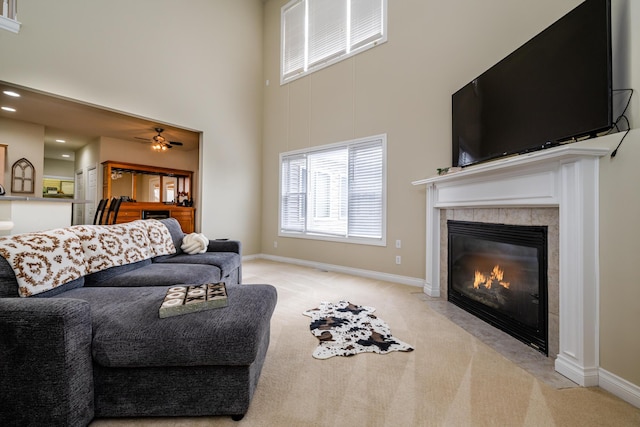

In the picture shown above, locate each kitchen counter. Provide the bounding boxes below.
[0,197,92,235]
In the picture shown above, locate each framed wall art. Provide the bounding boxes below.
[11,157,35,194]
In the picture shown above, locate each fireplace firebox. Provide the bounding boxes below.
[448,220,548,355]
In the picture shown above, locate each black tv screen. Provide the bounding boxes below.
[452,0,612,168]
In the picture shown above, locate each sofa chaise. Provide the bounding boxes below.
[0,218,277,426]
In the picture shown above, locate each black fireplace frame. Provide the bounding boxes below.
[447,220,548,355]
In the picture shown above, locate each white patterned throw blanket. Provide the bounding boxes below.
[69,219,175,273]
[303,301,414,359]
[0,228,88,297]
[0,219,175,297]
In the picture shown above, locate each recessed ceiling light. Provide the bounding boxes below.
[61,154,71,158]
[56,139,66,143]
[1,106,16,112]
[2,90,20,97]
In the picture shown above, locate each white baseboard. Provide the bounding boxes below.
[245,253,425,288]
[423,281,440,297]
[554,355,600,387]
[599,368,640,409]
[242,254,262,262]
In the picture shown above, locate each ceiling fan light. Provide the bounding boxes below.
[150,128,172,152]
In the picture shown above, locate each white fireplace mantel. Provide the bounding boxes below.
[413,143,610,387]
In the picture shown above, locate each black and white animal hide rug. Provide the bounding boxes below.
[303,300,414,359]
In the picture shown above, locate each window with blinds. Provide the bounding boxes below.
[281,0,387,84]
[280,134,386,245]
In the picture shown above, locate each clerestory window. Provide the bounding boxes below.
[279,134,386,246]
[281,0,387,84]
[0,0,20,33]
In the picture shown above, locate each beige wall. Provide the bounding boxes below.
[263,0,640,389]
[43,158,74,178]
[599,0,640,387]
[99,137,198,172]
[599,129,640,386]
[0,117,44,194]
[0,0,264,251]
[262,0,584,278]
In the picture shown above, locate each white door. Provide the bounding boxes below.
[73,169,84,225]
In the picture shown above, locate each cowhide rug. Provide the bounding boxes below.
[303,301,414,359]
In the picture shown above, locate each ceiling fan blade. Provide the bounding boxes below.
[134,136,151,141]
[169,141,183,146]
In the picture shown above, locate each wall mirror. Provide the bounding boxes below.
[102,161,192,205]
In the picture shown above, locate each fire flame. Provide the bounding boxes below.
[473,265,510,290]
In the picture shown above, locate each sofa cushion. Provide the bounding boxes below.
[0,228,88,297]
[62,284,278,367]
[0,256,21,298]
[153,252,240,280]
[83,262,221,288]
[0,257,85,298]
[158,218,185,256]
[84,259,152,287]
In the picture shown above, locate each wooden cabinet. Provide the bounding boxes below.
[114,206,142,223]
[115,202,195,233]
[102,161,196,233]
[169,208,195,234]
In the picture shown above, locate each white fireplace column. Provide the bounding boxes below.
[413,143,610,387]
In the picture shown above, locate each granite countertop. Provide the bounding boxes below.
[0,196,92,203]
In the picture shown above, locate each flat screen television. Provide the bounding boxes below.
[452,0,612,168]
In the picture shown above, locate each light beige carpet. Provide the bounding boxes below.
[91,259,640,427]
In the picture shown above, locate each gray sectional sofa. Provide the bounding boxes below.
[0,218,277,426]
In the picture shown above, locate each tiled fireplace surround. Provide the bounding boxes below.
[414,144,609,387]
[439,207,560,359]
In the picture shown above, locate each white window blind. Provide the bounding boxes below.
[281,0,387,84]
[348,140,383,238]
[308,0,347,67]
[280,134,386,245]
[350,0,383,50]
[281,154,307,233]
[282,0,306,80]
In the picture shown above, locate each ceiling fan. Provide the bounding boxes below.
[135,127,184,151]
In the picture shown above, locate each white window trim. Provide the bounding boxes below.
[280,0,388,85]
[278,134,387,247]
[0,15,20,33]
[1,0,20,33]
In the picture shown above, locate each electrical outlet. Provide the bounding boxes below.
[395,255,401,265]
[395,239,401,249]
[273,241,278,248]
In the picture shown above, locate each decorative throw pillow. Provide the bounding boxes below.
[143,219,177,257]
[69,221,152,274]
[0,228,88,297]
[181,233,209,254]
